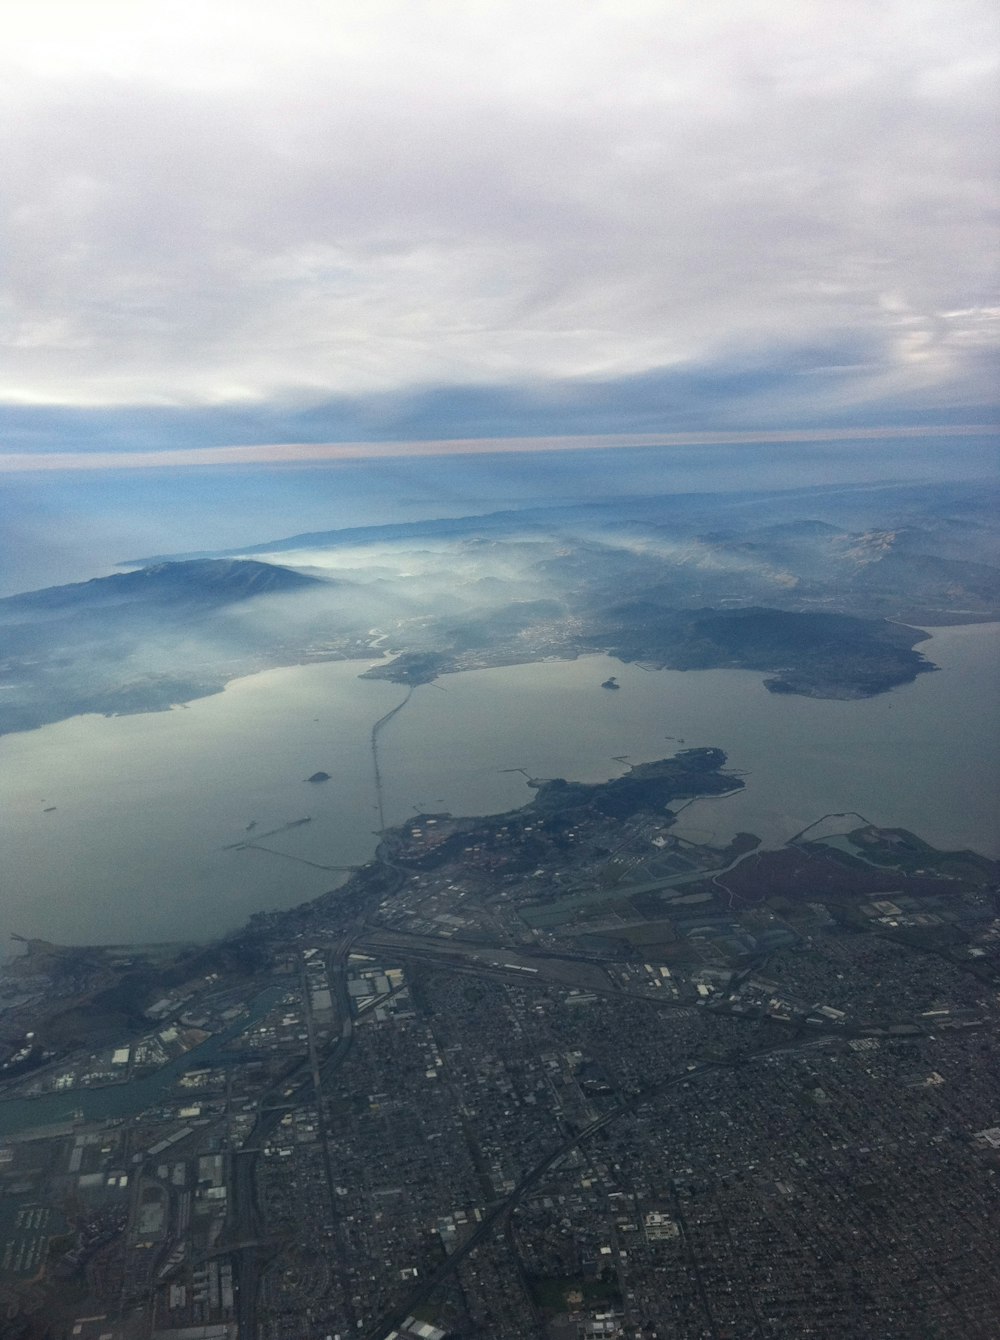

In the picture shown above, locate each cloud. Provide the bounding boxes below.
[1,1,997,413]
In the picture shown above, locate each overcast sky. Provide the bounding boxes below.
[2,0,998,442]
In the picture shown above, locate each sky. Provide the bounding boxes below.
[1,0,998,594]
[1,0,997,451]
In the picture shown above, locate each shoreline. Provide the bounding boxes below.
[3,625,998,950]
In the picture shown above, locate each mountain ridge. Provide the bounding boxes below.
[120,478,1000,567]
[0,559,323,617]
[2,480,997,735]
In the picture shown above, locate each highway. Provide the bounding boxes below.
[370,687,413,832]
[365,1029,845,1339]
[227,931,359,1340]
[363,1059,726,1340]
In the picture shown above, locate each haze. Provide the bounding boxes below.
[3,7,1000,1339]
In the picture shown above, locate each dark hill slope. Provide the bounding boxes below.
[0,560,329,734]
[0,559,321,619]
[587,606,933,699]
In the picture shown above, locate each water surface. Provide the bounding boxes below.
[1,623,997,948]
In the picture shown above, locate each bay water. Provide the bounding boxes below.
[1,623,997,948]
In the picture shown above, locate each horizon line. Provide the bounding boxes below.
[0,423,996,472]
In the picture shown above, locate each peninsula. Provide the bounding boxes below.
[2,751,999,1338]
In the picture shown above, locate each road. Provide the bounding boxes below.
[227,931,359,1340]
[370,687,413,832]
[363,1058,725,1339]
[365,1030,843,1339]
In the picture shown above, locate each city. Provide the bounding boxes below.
[2,752,999,1338]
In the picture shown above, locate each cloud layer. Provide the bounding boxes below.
[2,0,998,414]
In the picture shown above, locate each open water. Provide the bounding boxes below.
[1,623,997,948]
